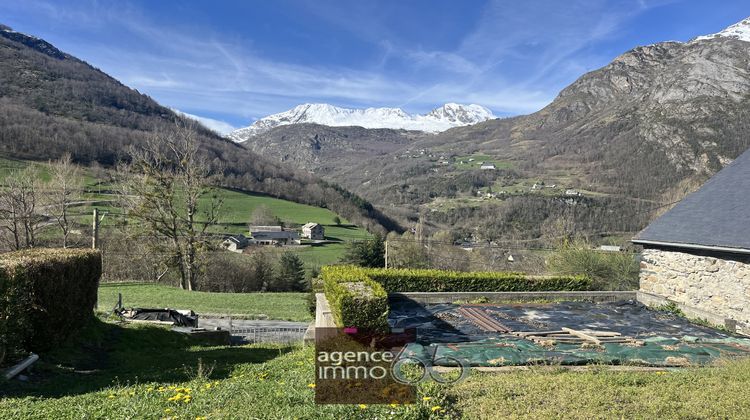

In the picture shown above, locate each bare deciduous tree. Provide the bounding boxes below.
[0,166,42,250]
[118,122,223,291]
[249,204,280,227]
[48,153,83,248]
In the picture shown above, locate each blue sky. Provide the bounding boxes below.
[1,0,748,132]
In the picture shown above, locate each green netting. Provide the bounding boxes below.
[401,336,750,367]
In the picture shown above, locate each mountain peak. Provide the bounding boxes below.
[228,103,495,141]
[692,16,750,43]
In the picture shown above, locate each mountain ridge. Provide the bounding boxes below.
[228,102,494,141]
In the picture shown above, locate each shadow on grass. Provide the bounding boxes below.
[2,317,294,398]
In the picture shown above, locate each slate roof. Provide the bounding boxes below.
[633,147,750,254]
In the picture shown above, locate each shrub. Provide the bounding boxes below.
[341,235,385,268]
[321,266,388,332]
[0,248,101,364]
[365,268,591,293]
[546,240,639,290]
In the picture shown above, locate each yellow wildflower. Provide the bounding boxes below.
[107,394,116,399]
[307,383,316,388]
[147,387,155,392]
[358,404,367,409]
[196,417,207,420]
[390,403,399,408]
[164,408,173,413]
[431,406,442,412]
[422,396,431,401]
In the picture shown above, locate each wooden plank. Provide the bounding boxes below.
[513,330,565,337]
[562,327,601,345]
[581,330,622,337]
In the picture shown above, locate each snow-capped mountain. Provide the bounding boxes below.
[228,103,494,141]
[692,16,750,43]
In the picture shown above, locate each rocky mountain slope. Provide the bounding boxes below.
[239,123,423,175]
[0,25,400,233]
[228,102,494,140]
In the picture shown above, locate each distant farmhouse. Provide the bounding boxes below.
[301,222,325,240]
[480,163,496,170]
[222,234,248,253]
[248,225,300,246]
[633,148,750,335]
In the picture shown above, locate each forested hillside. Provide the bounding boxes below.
[0,26,400,233]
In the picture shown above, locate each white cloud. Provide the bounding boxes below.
[171,109,237,136]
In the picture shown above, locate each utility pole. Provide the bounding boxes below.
[384,240,389,269]
[92,208,99,249]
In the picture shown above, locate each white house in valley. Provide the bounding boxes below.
[301,222,325,240]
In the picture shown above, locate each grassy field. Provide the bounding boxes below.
[98,283,311,321]
[0,319,451,419]
[453,154,513,171]
[3,317,750,419]
[450,360,750,418]
[199,188,371,242]
[1,155,371,268]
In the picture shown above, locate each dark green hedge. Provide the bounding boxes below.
[0,248,101,364]
[365,268,591,293]
[321,266,388,332]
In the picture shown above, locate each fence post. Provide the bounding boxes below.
[385,240,389,268]
[92,208,99,249]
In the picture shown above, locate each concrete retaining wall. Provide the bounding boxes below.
[389,291,637,305]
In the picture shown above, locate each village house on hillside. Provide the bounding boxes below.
[633,148,750,335]
[301,222,325,240]
[248,225,300,246]
[480,163,496,170]
[221,234,248,253]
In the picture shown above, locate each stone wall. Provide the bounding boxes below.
[640,248,750,334]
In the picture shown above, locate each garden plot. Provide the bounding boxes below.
[389,300,750,367]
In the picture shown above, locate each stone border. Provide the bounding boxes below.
[389,291,637,304]
[432,365,672,373]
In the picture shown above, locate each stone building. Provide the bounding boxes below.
[248,226,300,246]
[301,222,325,240]
[633,148,750,335]
[222,234,248,253]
